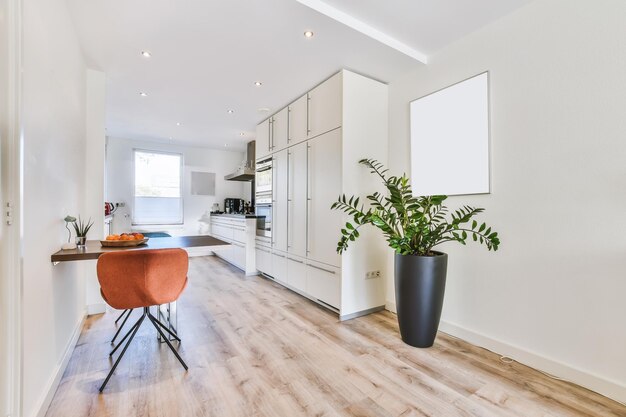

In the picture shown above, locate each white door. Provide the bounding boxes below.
[308,72,342,139]
[272,150,288,252]
[256,118,271,161]
[271,107,289,152]
[307,129,342,267]
[287,142,307,258]
[289,94,308,145]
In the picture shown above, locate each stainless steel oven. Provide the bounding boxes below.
[255,157,273,237]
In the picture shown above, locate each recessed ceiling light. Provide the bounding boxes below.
[141,51,152,58]
[239,132,245,136]
[227,109,234,114]
[254,81,262,87]
[257,107,270,113]
[139,92,148,97]
[304,31,314,38]
[176,122,181,126]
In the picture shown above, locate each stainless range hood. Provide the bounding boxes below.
[224,141,256,181]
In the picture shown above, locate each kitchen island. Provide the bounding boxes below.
[209,214,261,275]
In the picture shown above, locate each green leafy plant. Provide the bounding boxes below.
[331,159,500,256]
[71,215,94,238]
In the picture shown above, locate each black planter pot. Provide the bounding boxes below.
[394,251,448,348]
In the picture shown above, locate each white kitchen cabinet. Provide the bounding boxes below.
[256,119,271,161]
[273,150,288,252]
[287,142,307,258]
[306,261,341,309]
[271,107,289,152]
[287,255,307,293]
[308,72,342,139]
[271,251,288,284]
[289,94,308,145]
[210,216,257,275]
[255,244,272,276]
[307,129,342,268]
[255,69,388,320]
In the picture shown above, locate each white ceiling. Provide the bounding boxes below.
[67,0,531,151]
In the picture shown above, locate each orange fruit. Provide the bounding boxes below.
[134,233,144,240]
[121,234,133,241]
[106,234,120,241]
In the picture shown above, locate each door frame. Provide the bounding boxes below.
[1,0,23,415]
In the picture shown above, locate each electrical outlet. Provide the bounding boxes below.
[365,270,381,279]
[116,202,126,207]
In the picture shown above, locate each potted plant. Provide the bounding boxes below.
[331,159,500,348]
[71,215,94,247]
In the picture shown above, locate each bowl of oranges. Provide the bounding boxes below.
[101,232,148,247]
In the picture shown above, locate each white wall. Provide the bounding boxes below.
[21,0,87,415]
[106,137,250,236]
[386,0,626,402]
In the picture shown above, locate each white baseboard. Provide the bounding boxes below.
[438,320,626,404]
[86,302,106,315]
[383,301,625,404]
[33,312,86,417]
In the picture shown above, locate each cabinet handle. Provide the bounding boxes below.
[232,242,245,248]
[269,118,273,151]
[306,94,311,135]
[256,247,270,254]
[273,253,286,258]
[306,143,310,255]
[287,107,291,143]
[308,264,336,275]
[287,257,303,264]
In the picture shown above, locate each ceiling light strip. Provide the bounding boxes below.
[295,0,428,64]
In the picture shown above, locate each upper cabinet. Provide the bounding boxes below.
[271,107,289,152]
[289,94,308,145]
[307,72,342,139]
[256,119,271,161]
[256,72,343,159]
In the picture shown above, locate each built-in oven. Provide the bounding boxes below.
[255,157,273,237]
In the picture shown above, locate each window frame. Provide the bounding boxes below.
[131,148,185,226]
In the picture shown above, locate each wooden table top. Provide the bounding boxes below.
[51,235,230,263]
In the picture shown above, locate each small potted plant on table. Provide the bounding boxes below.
[72,216,94,248]
[331,159,500,348]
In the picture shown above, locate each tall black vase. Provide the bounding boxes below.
[394,252,448,348]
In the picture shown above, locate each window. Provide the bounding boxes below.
[133,150,183,225]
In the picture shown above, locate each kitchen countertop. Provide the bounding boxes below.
[210,213,265,219]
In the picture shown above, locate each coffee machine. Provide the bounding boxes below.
[224,198,245,214]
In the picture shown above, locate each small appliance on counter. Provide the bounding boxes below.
[104,202,116,216]
[224,198,245,214]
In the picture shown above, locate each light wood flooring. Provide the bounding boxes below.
[46,256,625,417]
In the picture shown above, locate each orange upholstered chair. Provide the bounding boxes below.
[96,248,189,392]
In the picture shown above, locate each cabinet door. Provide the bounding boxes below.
[308,73,342,139]
[272,150,288,252]
[306,262,340,309]
[272,251,287,284]
[307,129,342,267]
[255,246,272,275]
[272,107,289,152]
[287,256,307,293]
[289,94,308,145]
[287,142,307,258]
[256,118,271,161]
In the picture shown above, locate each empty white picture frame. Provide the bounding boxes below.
[410,72,490,196]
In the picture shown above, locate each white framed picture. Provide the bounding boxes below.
[410,72,490,196]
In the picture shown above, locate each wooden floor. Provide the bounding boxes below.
[46,256,625,417]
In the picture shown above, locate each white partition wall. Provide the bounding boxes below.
[410,72,490,196]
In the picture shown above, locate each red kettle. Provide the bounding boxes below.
[104,202,115,216]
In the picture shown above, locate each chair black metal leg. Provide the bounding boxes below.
[111,309,133,344]
[99,311,146,393]
[114,309,130,324]
[148,313,181,342]
[109,315,142,356]
[148,314,188,370]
